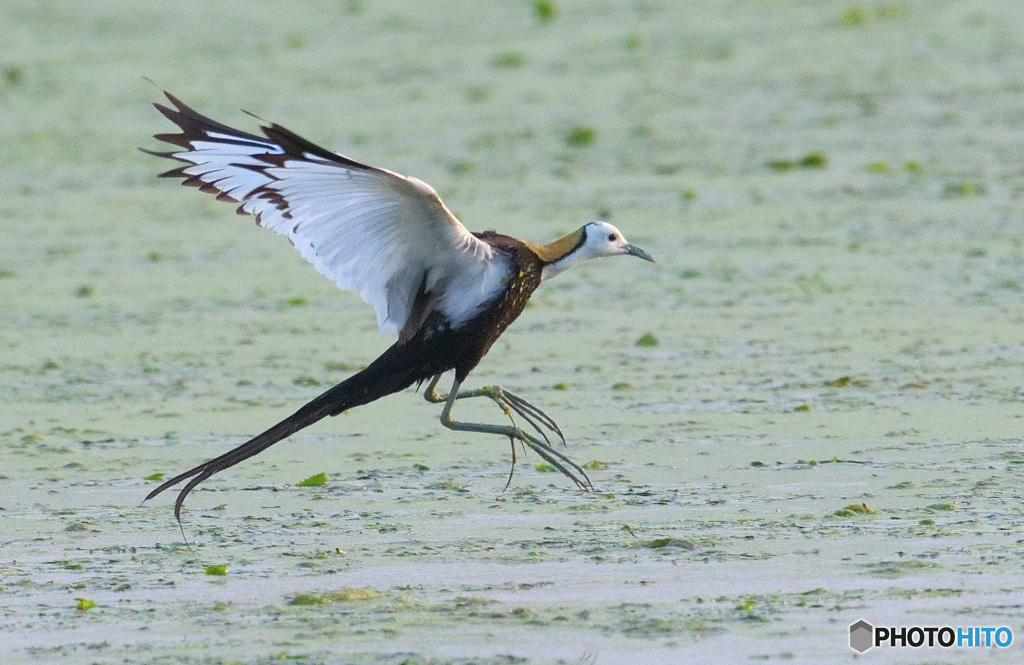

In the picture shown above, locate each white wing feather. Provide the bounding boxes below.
[150,93,507,337]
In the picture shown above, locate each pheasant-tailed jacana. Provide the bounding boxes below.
[143,92,655,521]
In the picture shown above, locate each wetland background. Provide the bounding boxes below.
[3,1,1024,663]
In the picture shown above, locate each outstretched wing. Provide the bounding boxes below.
[147,92,506,339]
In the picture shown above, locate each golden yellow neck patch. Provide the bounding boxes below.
[523,228,585,264]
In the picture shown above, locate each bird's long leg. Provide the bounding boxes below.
[423,374,565,445]
[425,373,520,489]
[438,377,592,491]
[422,374,448,403]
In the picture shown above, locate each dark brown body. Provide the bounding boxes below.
[454,232,543,378]
[346,232,542,401]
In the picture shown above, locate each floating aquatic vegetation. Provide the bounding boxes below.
[564,126,597,148]
[297,472,327,487]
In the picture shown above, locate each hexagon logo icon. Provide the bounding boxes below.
[850,620,874,653]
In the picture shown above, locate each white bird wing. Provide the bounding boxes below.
[147,92,505,339]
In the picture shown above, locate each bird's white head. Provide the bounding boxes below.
[579,221,655,261]
[536,220,655,282]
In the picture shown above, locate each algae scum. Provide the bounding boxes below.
[4,1,1024,663]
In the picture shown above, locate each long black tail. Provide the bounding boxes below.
[145,346,424,522]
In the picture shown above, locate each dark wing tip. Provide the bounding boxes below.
[150,91,268,149]
[148,91,380,176]
[160,89,188,111]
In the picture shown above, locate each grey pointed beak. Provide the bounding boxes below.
[625,243,656,263]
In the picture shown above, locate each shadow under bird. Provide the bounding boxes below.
[143,92,655,522]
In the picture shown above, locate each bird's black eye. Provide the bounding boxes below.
[608,233,618,242]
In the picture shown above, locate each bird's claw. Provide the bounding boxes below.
[436,378,589,491]
[486,387,565,447]
[511,426,592,491]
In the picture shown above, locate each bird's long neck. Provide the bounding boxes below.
[522,228,587,282]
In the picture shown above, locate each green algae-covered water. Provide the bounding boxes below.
[3,2,1024,663]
